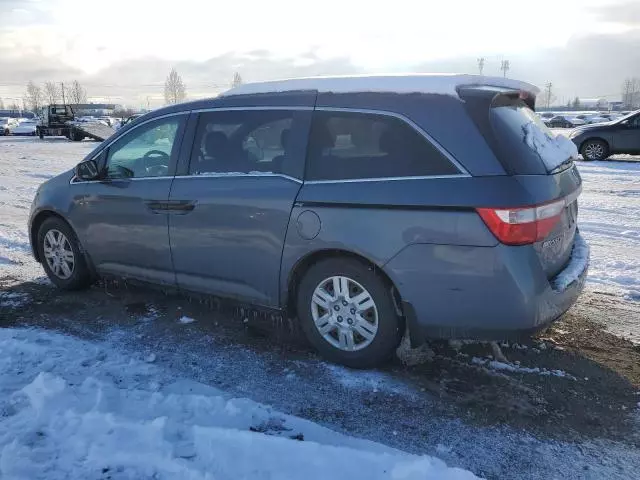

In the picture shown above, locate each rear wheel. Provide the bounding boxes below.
[37,217,93,290]
[580,139,609,161]
[296,258,402,368]
[71,129,84,142]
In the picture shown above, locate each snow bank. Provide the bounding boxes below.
[523,121,579,171]
[223,74,539,99]
[551,232,590,291]
[0,328,477,479]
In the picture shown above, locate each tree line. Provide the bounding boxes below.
[0,80,88,113]
[163,69,243,105]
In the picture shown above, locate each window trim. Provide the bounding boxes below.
[185,108,308,179]
[72,111,188,184]
[305,107,470,184]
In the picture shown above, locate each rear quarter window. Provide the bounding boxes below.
[306,111,460,181]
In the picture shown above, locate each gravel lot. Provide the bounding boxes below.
[1,136,640,479]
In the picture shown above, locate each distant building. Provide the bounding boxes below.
[577,98,609,110]
[68,103,121,115]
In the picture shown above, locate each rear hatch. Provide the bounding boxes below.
[459,87,582,279]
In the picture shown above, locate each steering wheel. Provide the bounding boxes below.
[142,150,170,176]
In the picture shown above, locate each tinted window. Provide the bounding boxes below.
[105,116,184,179]
[305,111,458,181]
[627,115,640,128]
[189,110,297,176]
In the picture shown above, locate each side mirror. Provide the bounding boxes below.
[76,159,100,180]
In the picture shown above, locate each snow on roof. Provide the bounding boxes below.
[221,74,540,99]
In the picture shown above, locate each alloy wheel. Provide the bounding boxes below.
[310,275,379,352]
[583,142,605,160]
[43,229,75,279]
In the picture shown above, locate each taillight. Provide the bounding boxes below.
[477,198,565,245]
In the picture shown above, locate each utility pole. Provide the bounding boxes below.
[477,57,485,75]
[544,82,553,108]
[500,60,510,78]
[61,82,66,104]
[146,96,150,110]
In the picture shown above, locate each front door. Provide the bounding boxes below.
[617,114,640,153]
[74,114,187,285]
[168,108,311,306]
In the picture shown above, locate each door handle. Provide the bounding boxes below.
[165,200,196,213]
[145,200,196,214]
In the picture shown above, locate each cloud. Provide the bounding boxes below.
[412,29,640,103]
[593,0,640,25]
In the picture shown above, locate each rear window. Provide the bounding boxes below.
[306,111,459,181]
[460,88,576,175]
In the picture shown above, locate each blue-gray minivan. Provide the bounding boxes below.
[29,75,589,367]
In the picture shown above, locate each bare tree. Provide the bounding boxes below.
[43,81,61,105]
[164,68,187,105]
[572,97,580,110]
[232,72,243,87]
[8,102,20,111]
[621,77,640,109]
[477,57,485,75]
[25,81,44,112]
[66,80,88,105]
[0,98,4,110]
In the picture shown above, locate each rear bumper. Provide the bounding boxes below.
[385,233,589,343]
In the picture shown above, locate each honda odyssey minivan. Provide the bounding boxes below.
[29,74,589,368]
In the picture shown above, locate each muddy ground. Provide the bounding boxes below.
[2,274,639,455]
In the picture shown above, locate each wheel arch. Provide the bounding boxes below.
[284,248,402,317]
[30,210,76,263]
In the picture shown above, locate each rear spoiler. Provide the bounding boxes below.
[458,85,537,110]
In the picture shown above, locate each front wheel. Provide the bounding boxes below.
[37,217,93,290]
[296,258,403,368]
[580,139,609,161]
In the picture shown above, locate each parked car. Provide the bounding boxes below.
[10,120,38,135]
[575,114,607,125]
[547,115,586,128]
[570,109,640,160]
[29,74,588,368]
[0,117,19,135]
[538,112,555,123]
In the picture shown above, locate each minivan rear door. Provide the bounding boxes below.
[460,88,582,278]
[168,107,313,307]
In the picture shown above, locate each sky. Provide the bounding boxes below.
[0,0,639,109]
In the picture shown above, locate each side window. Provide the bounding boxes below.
[105,116,184,179]
[628,115,640,128]
[189,110,295,176]
[306,111,460,181]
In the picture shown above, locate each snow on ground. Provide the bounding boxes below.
[577,160,640,302]
[0,327,476,479]
[0,138,95,271]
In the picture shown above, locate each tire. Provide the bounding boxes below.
[39,130,44,139]
[71,129,84,142]
[296,258,403,368]
[3,129,8,136]
[37,217,93,290]
[580,139,609,161]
